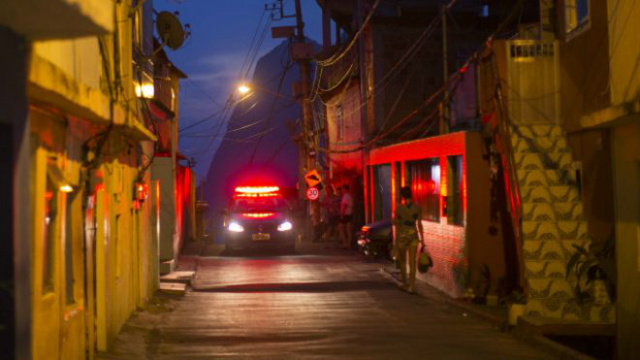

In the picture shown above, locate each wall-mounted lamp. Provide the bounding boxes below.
[47,165,74,193]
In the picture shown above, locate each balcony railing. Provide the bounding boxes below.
[154,75,175,113]
[499,39,560,125]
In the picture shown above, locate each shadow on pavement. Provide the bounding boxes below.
[193,280,393,293]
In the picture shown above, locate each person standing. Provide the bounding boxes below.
[320,185,340,242]
[338,185,354,249]
[393,186,425,294]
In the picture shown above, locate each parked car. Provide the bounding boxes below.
[357,219,392,260]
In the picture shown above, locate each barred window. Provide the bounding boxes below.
[407,159,440,222]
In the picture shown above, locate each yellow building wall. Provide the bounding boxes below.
[94,137,156,351]
[30,109,88,360]
[28,1,158,358]
[612,123,640,359]
[33,37,101,90]
[608,0,640,106]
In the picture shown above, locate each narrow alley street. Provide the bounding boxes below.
[99,247,554,359]
[3,0,637,359]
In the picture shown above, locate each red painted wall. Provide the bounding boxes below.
[367,132,505,298]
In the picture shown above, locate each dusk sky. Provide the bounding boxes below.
[154,0,324,179]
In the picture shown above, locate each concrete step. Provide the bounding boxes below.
[521,186,580,204]
[160,270,195,285]
[512,136,571,154]
[517,169,577,187]
[522,221,589,241]
[522,203,584,221]
[160,259,175,275]
[526,290,616,322]
[158,282,187,296]
[516,316,616,337]
[523,239,591,261]
[515,153,573,170]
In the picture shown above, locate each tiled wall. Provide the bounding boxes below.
[420,220,467,298]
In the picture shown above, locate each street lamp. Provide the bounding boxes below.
[237,84,251,95]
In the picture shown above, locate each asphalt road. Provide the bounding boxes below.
[100,248,555,359]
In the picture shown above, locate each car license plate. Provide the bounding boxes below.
[252,233,270,241]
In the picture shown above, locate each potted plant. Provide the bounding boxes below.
[565,235,615,305]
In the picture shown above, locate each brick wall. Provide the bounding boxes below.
[420,220,467,298]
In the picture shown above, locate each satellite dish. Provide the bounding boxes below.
[156,11,186,50]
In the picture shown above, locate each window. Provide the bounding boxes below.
[64,192,76,304]
[565,0,590,35]
[480,4,490,18]
[373,164,392,221]
[448,156,464,226]
[336,105,344,140]
[407,159,440,222]
[43,177,57,294]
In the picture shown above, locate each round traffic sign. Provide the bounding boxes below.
[306,187,320,201]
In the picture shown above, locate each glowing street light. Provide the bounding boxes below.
[237,84,251,95]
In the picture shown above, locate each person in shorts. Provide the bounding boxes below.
[393,186,425,294]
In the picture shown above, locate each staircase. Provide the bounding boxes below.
[511,124,615,322]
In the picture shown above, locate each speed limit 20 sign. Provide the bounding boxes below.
[306,187,320,201]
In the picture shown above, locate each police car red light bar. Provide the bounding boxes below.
[234,192,279,198]
[242,212,276,218]
[235,186,280,194]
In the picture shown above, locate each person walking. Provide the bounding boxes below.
[338,185,354,249]
[393,186,425,294]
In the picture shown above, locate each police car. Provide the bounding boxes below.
[222,186,296,252]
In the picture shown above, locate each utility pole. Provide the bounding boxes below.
[357,0,369,223]
[440,1,450,135]
[267,0,315,239]
[292,0,316,239]
[294,0,313,179]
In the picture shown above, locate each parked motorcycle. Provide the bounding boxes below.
[357,220,392,261]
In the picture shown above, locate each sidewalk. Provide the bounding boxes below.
[380,264,598,360]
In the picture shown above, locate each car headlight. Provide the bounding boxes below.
[228,222,244,232]
[277,221,293,232]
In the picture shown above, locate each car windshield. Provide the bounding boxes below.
[232,196,288,212]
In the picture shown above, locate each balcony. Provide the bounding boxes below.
[494,39,560,125]
[154,74,176,114]
[0,0,113,39]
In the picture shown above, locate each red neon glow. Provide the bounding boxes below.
[136,182,149,201]
[235,186,280,194]
[242,212,276,219]
[426,179,436,194]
